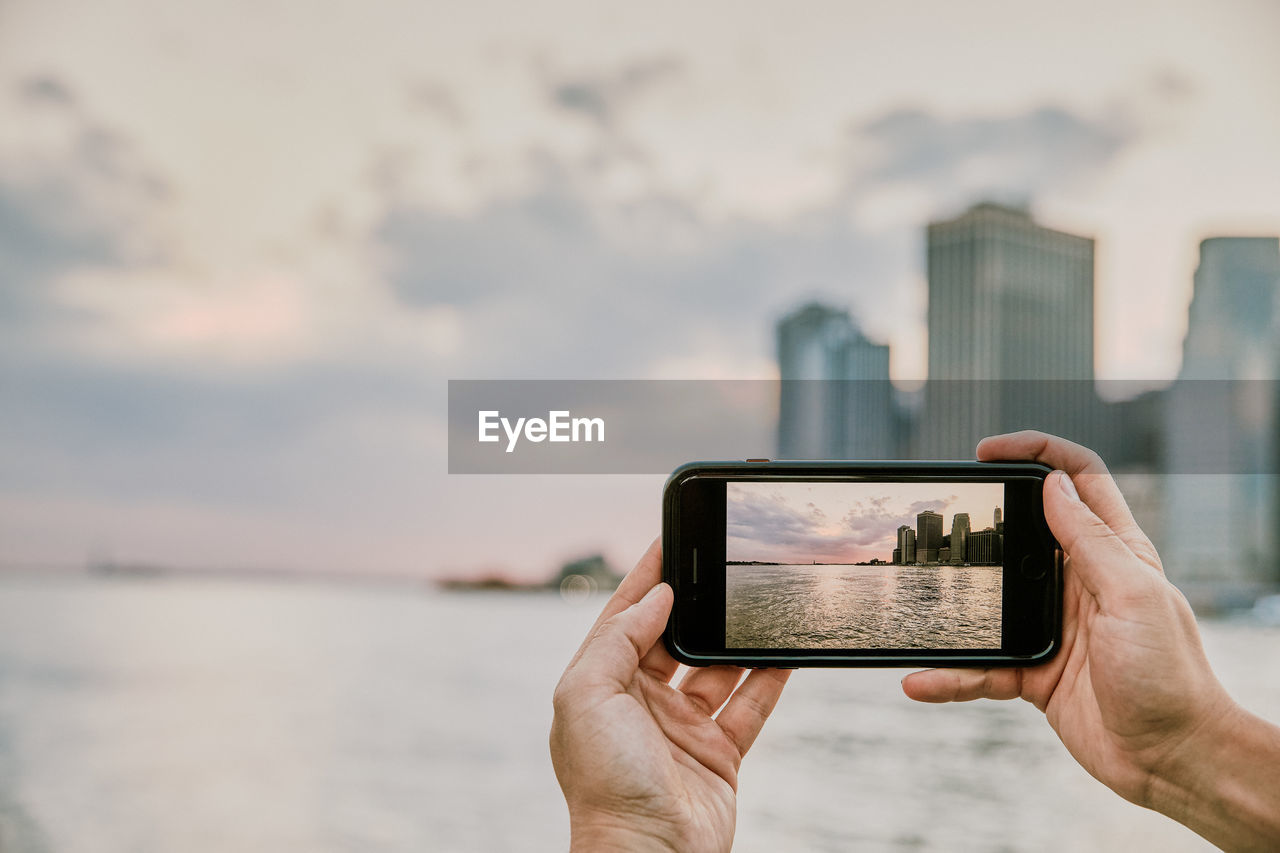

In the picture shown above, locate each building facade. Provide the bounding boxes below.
[950,512,970,564]
[916,203,1097,457]
[967,528,1003,565]
[896,525,917,565]
[916,510,943,564]
[1163,237,1280,602]
[776,303,896,459]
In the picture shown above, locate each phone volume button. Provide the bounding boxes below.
[745,458,770,463]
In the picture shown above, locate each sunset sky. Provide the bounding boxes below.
[1,0,1278,579]
[727,481,1003,564]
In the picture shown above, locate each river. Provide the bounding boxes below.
[728,563,1002,649]
[0,575,1276,852]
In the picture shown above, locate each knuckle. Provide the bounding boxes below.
[551,675,577,714]
[980,669,996,695]
[1082,513,1112,536]
[598,609,626,634]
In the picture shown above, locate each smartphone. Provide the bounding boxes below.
[662,460,1061,668]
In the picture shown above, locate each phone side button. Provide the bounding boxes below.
[745,458,771,463]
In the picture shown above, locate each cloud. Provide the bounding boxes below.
[374,180,904,377]
[18,74,77,108]
[0,76,170,343]
[375,180,599,308]
[371,88,1154,380]
[726,485,979,563]
[727,488,896,556]
[549,56,685,128]
[0,179,123,303]
[727,488,858,558]
[843,103,1137,223]
[906,498,951,517]
[408,80,465,125]
[371,147,905,378]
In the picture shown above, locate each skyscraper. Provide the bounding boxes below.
[916,510,942,564]
[967,528,1003,565]
[776,303,895,459]
[994,507,1002,530]
[1164,237,1280,600]
[896,524,916,564]
[917,202,1097,456]
[950,512,970,564]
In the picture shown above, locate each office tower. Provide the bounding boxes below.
[896,525,916,564]
[993,507,1002,529]
[1178,239,1280,379]
[917,202,1097,456]
[916,510,942,563]
[892,547,901,565]
[967,528,1003,565]
[776,302,895,459]
[777,304,850,460]
[838,327,896,459]
[1164,237,1280,601]
[950,512,970,564]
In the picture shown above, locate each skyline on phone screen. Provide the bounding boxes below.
[726,481,1003,565]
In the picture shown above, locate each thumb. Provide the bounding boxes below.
[574,583,674,686]
[1043,469,1145,600]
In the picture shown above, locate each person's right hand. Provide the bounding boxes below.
[902,431,1280,850]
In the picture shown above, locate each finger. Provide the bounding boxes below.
[598,536,664,625]
[716,668,791,756]
[901,667,1021,703]
[1043,469,1153,600]
[637,640,681,684]
[570,582,674,691]
[976,431,1155,559]
[570,537,663,668]
[677,665,745,716]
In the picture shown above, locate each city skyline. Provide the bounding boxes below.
[727,481,1002,565]
[775,202,1115,462]
[774,221,1280,600]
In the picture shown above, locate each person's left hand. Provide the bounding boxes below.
[550,538,790,853]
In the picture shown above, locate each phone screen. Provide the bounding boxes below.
[724,480,1006,650]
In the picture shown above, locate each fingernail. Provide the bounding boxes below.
[1057,470,1079,502]
[639,583,665,604]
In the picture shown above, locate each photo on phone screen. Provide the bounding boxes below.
[724,481,1006,650]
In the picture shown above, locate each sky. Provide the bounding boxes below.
[727,481,1003,564]
[1,0,1279,579]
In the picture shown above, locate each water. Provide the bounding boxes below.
[727,564,1002,649]
[0,575,1277,852]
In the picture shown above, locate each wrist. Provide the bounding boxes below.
[1143,694,1240,807]
[568,812,677,853]
[1145,701,1280,850]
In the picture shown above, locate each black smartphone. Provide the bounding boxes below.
[662,460,1062,668]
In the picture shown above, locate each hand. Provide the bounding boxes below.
[550,539,790,853]
[902,431,1280,850]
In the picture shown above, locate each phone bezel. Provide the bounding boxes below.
[662,460,1062,668]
